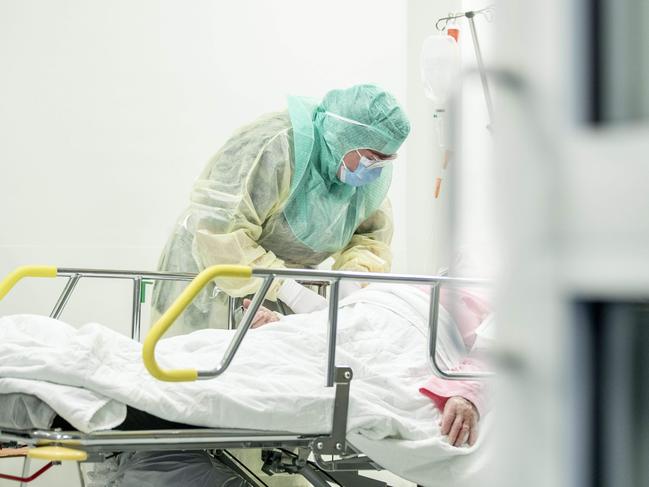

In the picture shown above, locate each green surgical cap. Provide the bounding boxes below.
[316,85,411,179]
[284,84,410,253]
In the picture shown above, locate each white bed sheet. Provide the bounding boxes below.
[0,284,491,487]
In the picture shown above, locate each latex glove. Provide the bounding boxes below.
[242,299,280,328]
[439,396,479,447]
[277,279,328,314]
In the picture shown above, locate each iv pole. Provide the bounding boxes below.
[436,6,495,128]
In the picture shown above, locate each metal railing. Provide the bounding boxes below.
[0,264,493,459]
[0,265,493,383]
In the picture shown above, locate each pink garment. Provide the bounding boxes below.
[416,286,491,417]
[419,358,488,418]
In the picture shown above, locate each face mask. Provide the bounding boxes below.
[339,156,384,187]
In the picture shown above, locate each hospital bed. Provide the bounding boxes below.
[0,265,491,486]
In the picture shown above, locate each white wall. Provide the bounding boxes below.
[0,0,407,332]
[404,0,459,275]
[0,1,411,486]
[0,1,476,485]
[405,0,496,277]
[454,0,497,275]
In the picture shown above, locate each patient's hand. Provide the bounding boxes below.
[242,299,280,328]
[440,396,479,447]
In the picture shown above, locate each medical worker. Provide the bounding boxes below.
[152,84,410,334]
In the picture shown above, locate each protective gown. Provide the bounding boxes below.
[151,85,410,334]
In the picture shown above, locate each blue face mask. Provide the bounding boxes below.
[339,156,384,187]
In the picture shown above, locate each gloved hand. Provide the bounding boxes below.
[338,280,363,299]
[277,279,328,314]
[242,299,280,328]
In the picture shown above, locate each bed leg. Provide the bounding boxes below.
[77,462,86,487]
[313,366,352,456]
[18,456,30,487]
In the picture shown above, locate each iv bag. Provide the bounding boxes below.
[420,35,461,108]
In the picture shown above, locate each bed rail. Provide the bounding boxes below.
[142,265,253,382]
[0,264,494,460]
[0,265,494,383]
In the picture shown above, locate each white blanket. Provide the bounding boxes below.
[0,284,490,486]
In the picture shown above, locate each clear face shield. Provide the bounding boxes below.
[338,149,397,187]
[351,149,397,168]
[321,111,398,186]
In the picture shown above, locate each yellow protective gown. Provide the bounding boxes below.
[151,111,393,335]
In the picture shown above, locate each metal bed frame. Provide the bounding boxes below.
[0,265,491,486]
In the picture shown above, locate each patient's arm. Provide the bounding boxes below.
[243,280,365,326]
[419,284,491,446]
[419,358,488,447]
[420,358,487,415]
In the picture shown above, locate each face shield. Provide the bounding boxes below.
[320,111,399,181]
[348,149,397,169]
[338,149,397,187]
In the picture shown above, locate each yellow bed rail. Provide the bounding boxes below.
[28,446,87,462]
[142,264,252,382]
[0,265,57,301]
